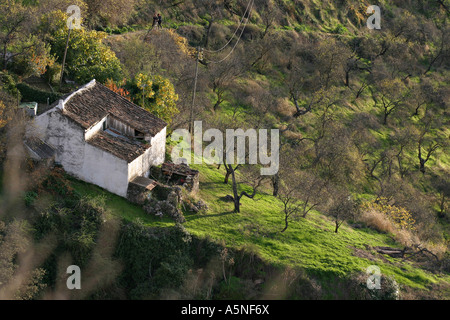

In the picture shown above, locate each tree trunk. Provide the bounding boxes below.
[335,221,339,233]
[419,158,426,174]
[233,196,240,213]
[2,44,7,70]
[438,193,446,218]
[229,165,240,213]
[213,89,224,111]
[204,18,213,49]
[271,173,279,197]
[383,109,388,125]
[224,170,230,184]
[281,215,288,233]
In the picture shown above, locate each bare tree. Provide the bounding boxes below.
[435,174,450,219]
[326,191,359,233]
[192,0,225,49]
[278,181,301,233]
[225,163,264,213]
[207,47,247,111]
[416,114,447,174]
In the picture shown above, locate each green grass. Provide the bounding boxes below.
[66,157,450,293]
[69,177,174,228]
[185,162,449,290]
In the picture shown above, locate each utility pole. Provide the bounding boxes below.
[189,47,202,134]
[59,24,72,91]
[142,84,146,108]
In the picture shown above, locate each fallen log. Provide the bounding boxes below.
[374,245,440,262]
[374,246,408,258]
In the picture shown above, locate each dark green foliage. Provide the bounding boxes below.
[114,221,193,298]
[32,171,104,268]
[189,236,223,268]
[33,197,104,266]
[24,191,38,207]
[16,83,62,104]
[216,276,249,300]
[0,71,21,100]
[151,252,193,290]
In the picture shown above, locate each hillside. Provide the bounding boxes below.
[0,0,449,301]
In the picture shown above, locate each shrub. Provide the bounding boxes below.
[359,199,419,246]
[361,199,416,231]
[24,191,38,207]
[115,222,193,298]
[16,83,62,104]
[1,72,21,99]
[348,272,400,300]
[38,168,75,197]
[33,196,104,266]
[359,207,396,234]
[216,276,252,300]
[333,24,348,34]
[151,252,193,290]
[44,63,62,86]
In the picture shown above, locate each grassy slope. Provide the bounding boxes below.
[68,157,449,293]
[188,162,450,291]
[77,0,449,296]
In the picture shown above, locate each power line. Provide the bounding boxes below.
[203,0,254,54]
[188,0,254,131]
[207,0,254,65]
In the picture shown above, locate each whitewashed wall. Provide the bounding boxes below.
[149,126,167,166]
[82,143,129,197]
[85,116,108,140]
[32,108,129,197]
[36,110,86,174]
[31,107,167,199]
[128,126,166,179]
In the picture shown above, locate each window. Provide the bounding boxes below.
[135,129,145,140]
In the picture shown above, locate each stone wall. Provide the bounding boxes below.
[126,182,153,205]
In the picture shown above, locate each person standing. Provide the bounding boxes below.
[152,13,158,28]
[157,13,162,29]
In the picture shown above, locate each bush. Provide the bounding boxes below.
[33,196,104,266]
[44,63,62,86]
[16,83,62,104]
[115,221,194,298]
[216,276,256,300]
[112,27,122,34]
[1,71,21,100]
[24,191,38,207]
[151,252,193,290]
[333,24,348,34]
[359,200,419,246]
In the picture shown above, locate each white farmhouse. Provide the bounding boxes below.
[30,79,167,197]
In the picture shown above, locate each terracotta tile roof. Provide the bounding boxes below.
[62,80,167,136]
[86,130,151,163]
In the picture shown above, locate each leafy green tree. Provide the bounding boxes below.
[0,0,53,73]
[47,11,123,84]
[124,73,179,124]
